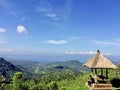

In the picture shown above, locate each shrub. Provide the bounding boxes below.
[110,78,120,88]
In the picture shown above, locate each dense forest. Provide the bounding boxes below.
[0,71,90,90]
[0,57,120,90]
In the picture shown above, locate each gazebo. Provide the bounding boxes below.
[83,50,117,90]
[83,50,116,78]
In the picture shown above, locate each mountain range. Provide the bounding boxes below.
[0,57,89,80]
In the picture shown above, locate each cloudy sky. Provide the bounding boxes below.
[0,0,120,56]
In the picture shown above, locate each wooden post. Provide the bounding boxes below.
[95,68,97,74]
[106,68,108,79]
[91,68,93,73]
[101,68,103,75]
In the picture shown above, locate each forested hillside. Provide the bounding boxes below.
[0,57,21,79]
[0,71,90,90]
[0,57,120,90]
[11,60,89,77]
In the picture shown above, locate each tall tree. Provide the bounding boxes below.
[12,72,24,90]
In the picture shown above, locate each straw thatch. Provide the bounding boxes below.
[83,50,117,69]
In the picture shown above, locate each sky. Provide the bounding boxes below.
[0,0,120,58]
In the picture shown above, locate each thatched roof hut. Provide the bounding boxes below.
[83,50,116,69]
[83,50,117,78]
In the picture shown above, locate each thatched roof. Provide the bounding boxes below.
[83,50,117,69]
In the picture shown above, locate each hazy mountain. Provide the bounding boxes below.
[43,60,89,74]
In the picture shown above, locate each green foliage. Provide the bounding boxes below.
[12,72,29,90]
[58,73,89,90]
[14,60,88,76]
[0,59,92,90]
[110,78,120,88]
[12,71,89,90]
[30,83,44,90]
[2,58,120,90]
[0,83,12,90]
[0,58,96,90]
[1,71,89,90]
[12,72,23,89]
[60,87,66,90]
[47,82,58,90]
[1,70,90,90]
[108,64,120,88]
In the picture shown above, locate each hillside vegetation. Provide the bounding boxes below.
[0,57,120,90]
[0,71,90,90]
[11,60,89,78]
[0,57,21,79]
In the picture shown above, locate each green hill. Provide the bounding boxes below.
[1,58,120,90]
[15,60,89,75]
[0,57,21,79]
[43,60,88,74]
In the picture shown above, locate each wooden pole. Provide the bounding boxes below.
[106,68,108,79]
[101,68,103,75]
[91,68,93,73]
[95,68,97,74]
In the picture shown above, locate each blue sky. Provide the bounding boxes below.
[0,0,120,56]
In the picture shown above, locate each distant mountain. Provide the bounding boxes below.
[43,60,89,74]
[20,60,89,75]
[0,57,21,79]
[8,59,89,77]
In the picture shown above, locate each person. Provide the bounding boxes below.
[97,75,106,83]
[88,75,95,86]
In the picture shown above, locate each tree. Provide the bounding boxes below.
[12,72,28,90]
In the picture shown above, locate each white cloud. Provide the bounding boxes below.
[36,6,59,20]
[44,13,59,21]
[17,25,28,34]
[44,13,57,18]
[0,28,6,32]
[0,48,11,52]
[42,40,67,45]
[65,51,112,55]
[0,40,6,44]
[91,40,120,46]
[44,12,58,20]
[65,51,96,55]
